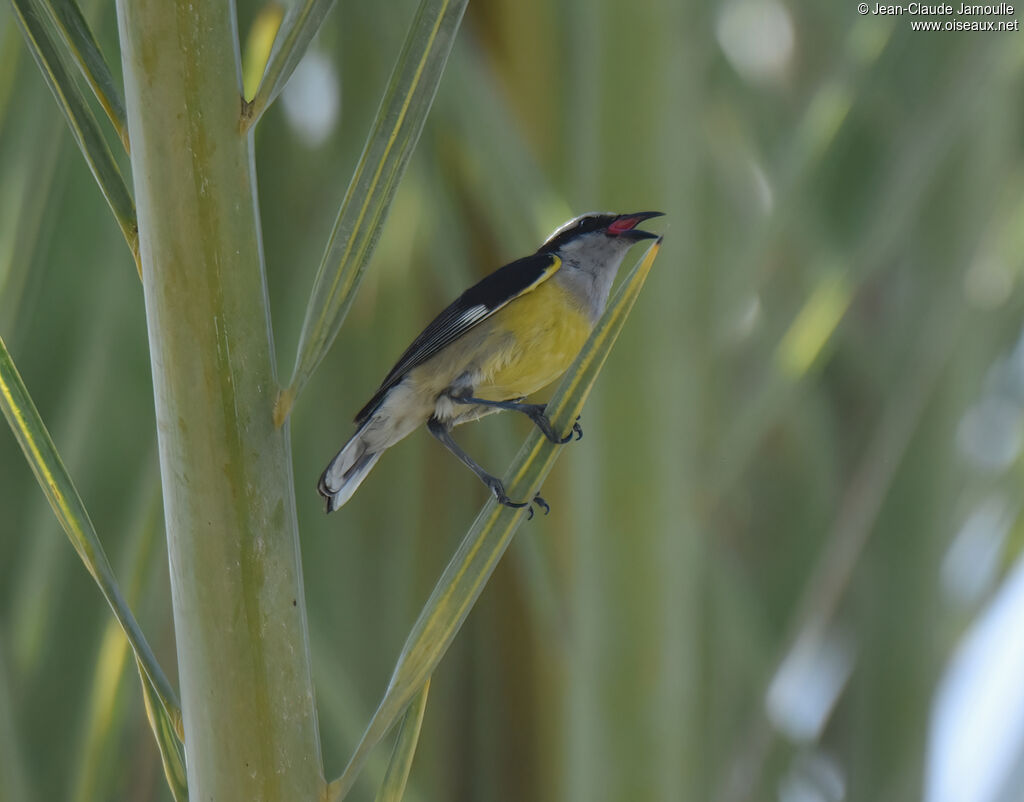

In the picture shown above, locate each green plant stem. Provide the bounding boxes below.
[115,1,322,799]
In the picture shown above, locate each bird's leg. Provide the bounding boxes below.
[450,396,582,444]
[427,418,548,517]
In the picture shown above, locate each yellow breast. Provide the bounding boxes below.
[472,278,592,401]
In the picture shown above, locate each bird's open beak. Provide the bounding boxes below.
[607,211,664,240]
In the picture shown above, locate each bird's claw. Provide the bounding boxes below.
[533,494,550,516]
[489,479,528,510]
[490,480,549,519]
[496,493,528,510]
[524,495,549,520]
[556,416,583,443]
[533,406,583,444]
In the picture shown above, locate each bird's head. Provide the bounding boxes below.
[537,211,663,271]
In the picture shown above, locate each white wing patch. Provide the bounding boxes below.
[453,304,490,328]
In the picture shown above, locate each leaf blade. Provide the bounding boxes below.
[138,658,189,801]
[372,679,430,802]
[10,0,139,271]
[327,238,663,798]
[278,0,468,422]
[245,0,336,123]
[0,334,182,740]
[42,0,129,151]
[241,3,285,104]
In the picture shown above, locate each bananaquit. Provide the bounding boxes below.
[318,211,663,515]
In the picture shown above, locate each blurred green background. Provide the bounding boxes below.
[2,0,1024,800]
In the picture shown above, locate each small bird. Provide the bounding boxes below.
[318,211,663,515]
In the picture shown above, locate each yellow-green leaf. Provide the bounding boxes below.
[277,0,468,423]
[372,679,430,802]
[10,0,139,271]
[138,657,189,801]
[0,335,181,739]
[42,0,129,151]
[245,0,335,125]
[242,3,285,104]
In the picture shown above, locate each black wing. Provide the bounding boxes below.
[355,252,561,423]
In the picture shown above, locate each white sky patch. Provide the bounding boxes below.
[941,496,1013,607]
[766,626,855,743]
[957,397,1024,472]
[926,551,1024,802]
[716,0,795,85]
[282,49,340,149]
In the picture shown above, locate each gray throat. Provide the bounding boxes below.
[555,257,621,323]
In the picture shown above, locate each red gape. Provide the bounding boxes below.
[607,215,644,235]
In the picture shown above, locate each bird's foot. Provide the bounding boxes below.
[487,479,550,520]
[525,405,584,444]
[522,494,550,521]
[547,413,583,444]
[531,494,550,517]
[487,478,528,510]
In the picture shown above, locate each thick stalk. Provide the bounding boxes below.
[115,2,322,799]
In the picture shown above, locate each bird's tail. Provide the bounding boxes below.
[317,426,383,513]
